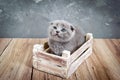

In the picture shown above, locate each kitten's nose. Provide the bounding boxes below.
[56,31,59,33]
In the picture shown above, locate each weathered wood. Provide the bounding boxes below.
[33,58,67,78]
[33,51,67,67]
[68,47,92,78]
[67,33,93,78]
[69,33,93,65]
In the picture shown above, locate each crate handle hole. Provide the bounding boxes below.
[56,65,62,67]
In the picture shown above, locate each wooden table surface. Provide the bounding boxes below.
[0,38,120,80]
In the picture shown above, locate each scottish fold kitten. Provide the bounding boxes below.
[48,20,85,56]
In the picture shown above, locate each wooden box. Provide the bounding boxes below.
[32,33,93,78]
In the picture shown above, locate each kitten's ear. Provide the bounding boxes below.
[70,25,75,31]
[49,22,53,25]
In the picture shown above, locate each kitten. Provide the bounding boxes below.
[48,20,85,56]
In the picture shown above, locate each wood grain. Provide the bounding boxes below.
[0,38,12,56]
[0,38,120,80]
[0,38,46,80]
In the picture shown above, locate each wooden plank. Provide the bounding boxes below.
[68,47,92,77]
[64,72,77,80]
[0,38,12,56]
[75,60,93,80]
[105,39,120,63]
[1,38,120,80]
[33,51,67,67]
[47,74,63,80]
[69,33,93,65]
[0,38,46,80]
[33,58,67,78]
[32,69,63,80]
[32,68,48,80]
[86,39,120,80]
[86,50,109,80]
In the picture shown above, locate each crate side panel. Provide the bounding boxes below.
[69,38,92,65]
[33,58,67,78]
[35,51,67,67]
[67,47,92,77]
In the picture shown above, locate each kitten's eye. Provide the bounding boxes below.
[53,26,57,29]
[61,28,66,32]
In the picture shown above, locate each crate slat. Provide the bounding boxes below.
[69,33,93,65]
[67,47,92,77]
[33,51,67,67]
[33,59,67,78]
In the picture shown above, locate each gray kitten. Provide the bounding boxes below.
[48,20,85,56]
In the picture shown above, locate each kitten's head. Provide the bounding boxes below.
[48,20,75,42]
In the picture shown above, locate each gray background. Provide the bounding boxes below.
[0,0,120,38]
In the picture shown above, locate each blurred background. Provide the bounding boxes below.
[0,0,120,38]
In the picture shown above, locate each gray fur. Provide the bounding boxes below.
[48,20,85,56]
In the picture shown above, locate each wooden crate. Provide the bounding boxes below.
[32,33,93,78]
